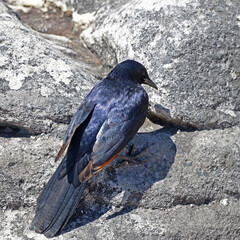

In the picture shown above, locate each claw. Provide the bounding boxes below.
[115,145,147,165]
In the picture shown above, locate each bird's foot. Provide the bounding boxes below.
[115,144,147,166]
[119,148,147,164]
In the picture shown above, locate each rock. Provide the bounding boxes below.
[55,0,130,14]
[1,0,240,239]
[0,125,239,239]
[0,134,62,211]
[139,126,240,209]
[0,1,97,135]
[81,0,240,129]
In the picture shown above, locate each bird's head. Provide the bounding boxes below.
[108,60,158,90]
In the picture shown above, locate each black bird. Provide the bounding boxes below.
[30,59,158,238]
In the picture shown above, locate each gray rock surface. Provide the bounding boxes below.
[58,0,129,14]
[0,2,98,135]
[0,124,239,239]
[0,0,240,239]
[81,0,240,129]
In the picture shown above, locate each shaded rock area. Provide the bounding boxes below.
[0,0,240,239]
[15,4,81,39]
[1,125,239,239]
[82,0,240,129]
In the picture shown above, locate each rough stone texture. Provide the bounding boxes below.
[140,126,240,209]
[81,0,240,129]
[0,2,98,135]
[1,0,240,239]
[55,0,129,14]
[0,125,239,239]
[0,134,62,211]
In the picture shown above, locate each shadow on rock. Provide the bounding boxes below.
[61,126,177,235]
[0,123,32,138]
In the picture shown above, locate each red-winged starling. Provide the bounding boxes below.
[30,59,158,238]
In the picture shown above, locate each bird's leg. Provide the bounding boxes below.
[115,143,147,165]
[121,149,147,164]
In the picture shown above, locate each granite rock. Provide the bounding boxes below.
[57,0,129,14]
[0,2,97,135]
[0,125,239,239]
[81,0,240,129]
[0,0,240,239]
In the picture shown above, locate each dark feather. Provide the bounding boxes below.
[31,60,156,238]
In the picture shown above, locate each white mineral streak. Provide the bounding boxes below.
[134,0,191,11]
[72,12,96,29]
[46,59,72,85]
[7,0,45,8]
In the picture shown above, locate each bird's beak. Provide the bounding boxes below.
[143,77,158,90]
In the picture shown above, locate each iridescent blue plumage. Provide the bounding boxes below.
[30,60,157,238]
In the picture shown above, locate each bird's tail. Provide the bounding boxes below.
[30,158,87,238]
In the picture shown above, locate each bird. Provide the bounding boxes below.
[30,59,158,238]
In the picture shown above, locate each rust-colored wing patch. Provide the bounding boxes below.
[55,140,70,162]
[79,161,93,183]
[79,149,123,183]
[95,150,122,172]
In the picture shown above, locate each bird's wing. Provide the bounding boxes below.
[55,101,96,161]
[79,95,147,182]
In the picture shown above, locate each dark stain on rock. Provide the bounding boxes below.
[17,4,80,39]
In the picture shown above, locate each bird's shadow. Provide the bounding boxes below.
[60,125,180,235]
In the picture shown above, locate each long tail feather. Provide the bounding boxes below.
[30,158,87,238]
